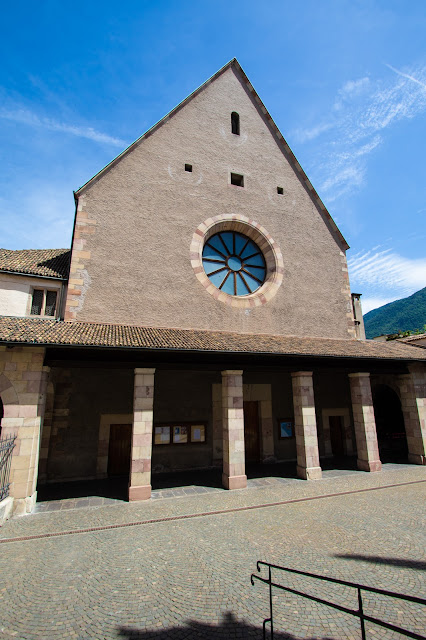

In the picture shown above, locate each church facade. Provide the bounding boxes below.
[0,59,425,515]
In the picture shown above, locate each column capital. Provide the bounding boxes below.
[348,372,370,379]
[291,371,313,378]
[134,368,156,374]
[221,370,243,376]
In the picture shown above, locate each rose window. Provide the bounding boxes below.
[202,231,266,296]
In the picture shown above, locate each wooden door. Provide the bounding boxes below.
[244,401,260,462]
[108,424,132,476]
[329,415,344,457]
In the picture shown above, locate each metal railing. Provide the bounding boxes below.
[0,435,16,501]
[251,561,426,640]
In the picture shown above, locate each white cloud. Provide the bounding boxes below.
[348,248,426,298]
[295,63,426,201]
[321,165,365,194]
[0,107,127,148]
[386,64,426,91]
[292,122,333,143]
[334,77,370,110]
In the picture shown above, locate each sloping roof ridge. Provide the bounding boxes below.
[231,61,348,250]
[0,247,70,255]
[73,59,348,250]
[74,58,237,196]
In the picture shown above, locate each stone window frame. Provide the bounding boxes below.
[27,285,61,318]
[97,413,132,478]
[190,214,284,309]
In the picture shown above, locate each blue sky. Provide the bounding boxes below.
[1,0,425,313]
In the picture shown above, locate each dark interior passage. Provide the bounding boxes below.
[373,384,408,463]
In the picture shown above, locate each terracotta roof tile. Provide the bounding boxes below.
[0,249,70,279]
[1,317,426,362]
[397,332,426,343]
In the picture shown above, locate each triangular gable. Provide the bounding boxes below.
[75,58,349,251]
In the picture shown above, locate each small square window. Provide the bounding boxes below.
[277,187,284,195]
[231,173,244,187]
[185,164,192,172]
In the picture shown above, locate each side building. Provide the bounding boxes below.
[0,59,425,516]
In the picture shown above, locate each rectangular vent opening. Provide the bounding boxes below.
[231,173,244,187]
[277,186,284,195]
[185,164,193,172]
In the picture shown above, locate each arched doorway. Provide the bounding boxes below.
[372,384,407,463]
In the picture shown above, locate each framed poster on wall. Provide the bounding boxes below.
[278,419,294,439]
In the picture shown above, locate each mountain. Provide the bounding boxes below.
[363,287,426,339]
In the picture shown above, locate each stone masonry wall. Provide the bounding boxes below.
[0,346,48,514]
[67,66,353,340]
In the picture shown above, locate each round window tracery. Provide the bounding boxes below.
[191,214,284,308]
[202,231,266,296]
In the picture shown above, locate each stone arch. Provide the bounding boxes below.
[372,383,407,463]
[371,374,402,401]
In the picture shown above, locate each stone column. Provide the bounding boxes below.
[398,366,426,465]
[222,370,247,490]
[128,368,155,501]
[348,372,381,472]
[291,372,322,480]
[0,346,49,514]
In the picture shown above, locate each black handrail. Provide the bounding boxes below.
[0,435,16,502]
[251,560,426,640]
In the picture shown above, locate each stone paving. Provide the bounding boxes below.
[0,465,425,639]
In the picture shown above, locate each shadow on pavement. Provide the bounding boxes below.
[37,476,129,501]
[335,553,426,571]
[117,611,334,639]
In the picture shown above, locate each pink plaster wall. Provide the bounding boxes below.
[67,66,354,339]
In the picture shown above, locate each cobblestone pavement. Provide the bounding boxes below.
[32,462,411,514]
[0,465,425,639]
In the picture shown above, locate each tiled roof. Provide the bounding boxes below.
[0,316,426,362]
[397,333,426,346]
[0,249,70,279]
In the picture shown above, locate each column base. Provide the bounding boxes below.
[357,459,382,472]
[12,491,37,516]
[128,484,151,501]
[297,465,322,480]
[0,496,14,525]
[222,474,247,490]
[408,453,426,465]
